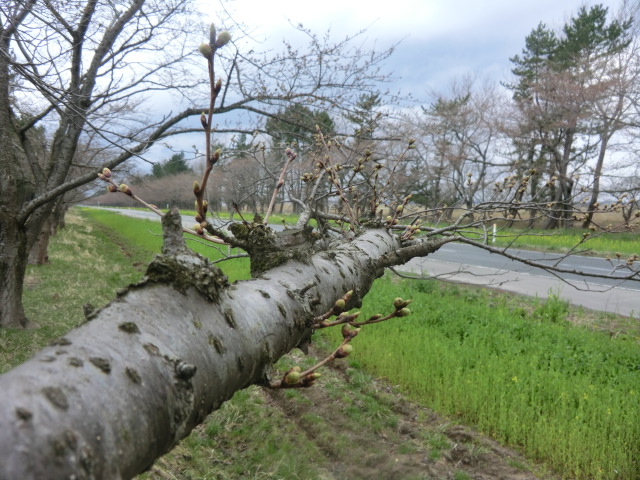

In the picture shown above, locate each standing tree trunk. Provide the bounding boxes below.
[0,214,30,328]
[582,133,610,228]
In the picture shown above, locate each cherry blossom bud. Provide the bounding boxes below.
[284,370,301,385]
[102,167,112,178]
[336,344,353,358]
[209,23,217,45]
[198,43,213,59]
[215,31,231,49]
[119,184,132,196]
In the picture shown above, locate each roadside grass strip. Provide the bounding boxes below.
[320,276,640,480]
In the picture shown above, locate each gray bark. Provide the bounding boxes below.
[0,209,428,479]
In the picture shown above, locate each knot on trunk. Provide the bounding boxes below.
[229,222,319,277]
[140,207,229,301]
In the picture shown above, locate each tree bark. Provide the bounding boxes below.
[0,209,424,479]
[0,213,30,328]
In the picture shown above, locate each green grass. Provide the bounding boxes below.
[5,206,639,479]
[1,210,152,372]
[487,228,639,257]
[80,208,251,283]
[98,206,639,257]
[319,275,640,479]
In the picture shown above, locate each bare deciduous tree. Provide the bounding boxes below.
[0,0,396,329]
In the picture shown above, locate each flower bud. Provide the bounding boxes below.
[198,43,213,59]
[301,372,321,387]
[396,205,403,214]
[209,23,217,45]
[396,307,411,317]
[341,324,351,339]
[215,31,231,49]
[342,324,360,339]
[200,112,207,129]
[336,344,353,358]
[193,181,200,193]
[284,370,301,385]
[119,184,132,196]
[334,298,346,311]
[107,185,118,193]
[102,167,112,178]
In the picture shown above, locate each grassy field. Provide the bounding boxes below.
[319,276,640,479]
[3,207,639,479]
[489,228,639,257]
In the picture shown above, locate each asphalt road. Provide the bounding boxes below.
[402,243,640,317]
[90,207,640,318]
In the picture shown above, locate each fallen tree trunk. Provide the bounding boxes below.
[0,210,440,479]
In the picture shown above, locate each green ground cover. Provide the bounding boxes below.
[3,207,638,479]
[319,276,640,479]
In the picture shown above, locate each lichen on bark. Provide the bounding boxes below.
[229,221,319,277]
[135,208,230,301]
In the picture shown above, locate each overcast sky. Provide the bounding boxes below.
[203,0,624,97]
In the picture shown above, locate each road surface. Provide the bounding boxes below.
[88,207,640,318]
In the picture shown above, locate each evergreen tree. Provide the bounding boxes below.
[265,104,335,148]
[152,153,191,178]
[346,93,383,139]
